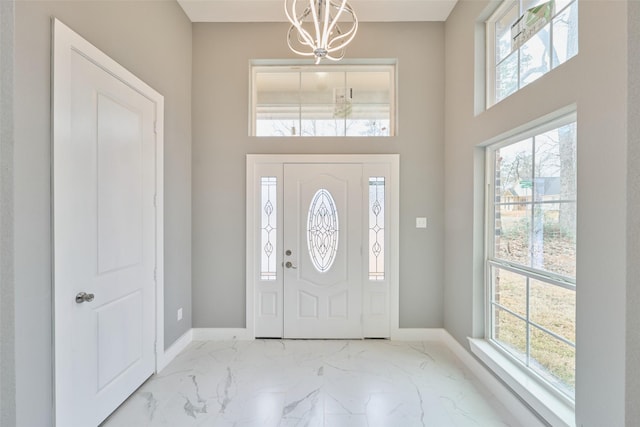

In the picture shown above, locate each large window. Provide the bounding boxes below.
[486,0,578,105]
[486,115,577,399]
[251,63,395,137]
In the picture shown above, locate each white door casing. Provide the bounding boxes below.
[53,19,164,427]
[283,164,363,338]
[247,155,399,339]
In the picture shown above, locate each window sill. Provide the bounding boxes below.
[468,338,575,427]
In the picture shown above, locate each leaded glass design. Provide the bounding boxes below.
[307,189,339,272]
[369,177,385,280]
[261,177,277,280]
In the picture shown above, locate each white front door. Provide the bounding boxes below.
[53,20,161,427]
[283,164,363,338]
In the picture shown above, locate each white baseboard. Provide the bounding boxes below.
[157,329,193,371]
[390,327,447,341]
[441,332,546,427]
[192,327,254,341]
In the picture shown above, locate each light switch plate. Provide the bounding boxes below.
[177,308,183,321]
[416,217,427,228]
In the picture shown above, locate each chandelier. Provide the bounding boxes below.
[285,0,358,64]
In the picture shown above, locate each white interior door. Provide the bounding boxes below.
[283,164,363,338]
[53,20,161,427]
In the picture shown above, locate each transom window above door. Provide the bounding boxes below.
[250,62,396,137]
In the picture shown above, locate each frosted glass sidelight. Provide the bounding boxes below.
[369,177,385,280]
[307,189,339,272]
[261,177,277,280]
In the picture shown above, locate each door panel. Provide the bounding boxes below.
[96,291,143,390]
[283,164,363,338]
[97,94,144,273]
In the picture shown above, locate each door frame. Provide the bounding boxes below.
[246,154,399,339]
[52,19,164,426]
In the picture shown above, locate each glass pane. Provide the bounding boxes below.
[530,201,576,276]
[555,0,574,13]
[492,267,527,317]
[495,203,531,266]
[530,279,575,342]
[256,119,299,137]
[495,3,518,63]
[307,189,339,272]
[530,326,576,396]
[348,71,391,105]
[300,116,346,137]
[533,123,577,277]
[496,51,518,102]
[552,1,578,68]
[255,72,300,136]
[346,71,391,137]
[519,23,551,88]
[369,177,385,281]
[522,0,548,11]
[260,177,277,280]
[300,71,346,136]
[345,118,391,137]
[534,124,577,201]
[493,306,527,362]
[494,138,533,266]
[496,138,533,196]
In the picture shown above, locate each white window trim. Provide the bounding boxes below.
[469,339,575,427]
[476,108,577,427]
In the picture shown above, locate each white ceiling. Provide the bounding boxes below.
[178,0,458,23]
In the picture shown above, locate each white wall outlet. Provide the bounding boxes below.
[177,307,183,321]
[416,217,427,229]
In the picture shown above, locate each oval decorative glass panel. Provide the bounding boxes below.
[307,189,339,272]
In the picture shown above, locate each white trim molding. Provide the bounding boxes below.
[192,328,254,341]
[446,335,547,427]
[469,338,575,427]
[157,329,192,371]
[390,328,447,342]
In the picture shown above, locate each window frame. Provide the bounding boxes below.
[484,111,577,406]
[485,0,578,107]
[250,60,397,137]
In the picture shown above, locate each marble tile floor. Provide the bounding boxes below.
[101,339,523,427]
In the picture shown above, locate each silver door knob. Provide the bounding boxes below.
[76,292,95,303]
[285,261,297,269]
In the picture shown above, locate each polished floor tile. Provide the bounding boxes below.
[101,340,521,426]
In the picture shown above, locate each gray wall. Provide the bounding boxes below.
[0,1,16,426]
[627,1,640,425]
[444,1,629,425]
[13,2,192,425]
[192,22,445,329]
